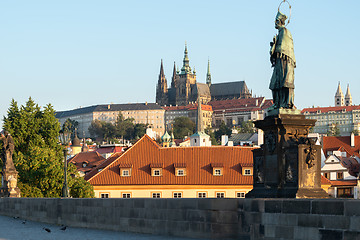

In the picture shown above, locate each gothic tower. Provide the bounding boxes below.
[176,43,197,106]
[345,84,352,106]
[156,59,168,106]
[206,59,211,86]
[335,82,344,107]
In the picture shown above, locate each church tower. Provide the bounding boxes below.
[156,59,168,106]
[345,84,352,106]
[206,59,211,86]
[335,82,344,107]
[176,43,197,106]
[190,94,211,147]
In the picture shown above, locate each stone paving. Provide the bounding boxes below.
[0,215,202,240]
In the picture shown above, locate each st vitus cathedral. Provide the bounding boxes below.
[156,44,252,106]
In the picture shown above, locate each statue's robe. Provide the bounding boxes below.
[269,27,296,108]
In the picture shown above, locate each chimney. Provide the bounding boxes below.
[107,105,110,109]
[351,132,355,147]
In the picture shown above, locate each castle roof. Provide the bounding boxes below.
[163,103,212,112]
[210,81,250,98]
[302,105,360,114]
[87,135,256,186]
[56,103,164,119]
[209,97,272,114]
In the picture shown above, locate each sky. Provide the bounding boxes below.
[0,0,359,124]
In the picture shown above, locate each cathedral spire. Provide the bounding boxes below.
[345,84,352,106]
[156,59,168,106]
[181,42,192,74]
[171,61,177,88]
[206,58,212,86]
[160,59,165,77]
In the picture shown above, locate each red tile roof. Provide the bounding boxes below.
[163,103,212,112]
[95,146,125,155]
[68,152,106,174]
[87,135,257,186]
[302,105,360,114]
[330,180,357,187]
[322,136,360,158]
[321,175,331,185]
[209,97,273,114]
[84,152,123,180]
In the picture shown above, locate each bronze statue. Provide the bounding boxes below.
[0,131,16,172]
[269,10,296,110]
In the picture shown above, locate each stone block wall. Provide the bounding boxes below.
[0,198,359,239]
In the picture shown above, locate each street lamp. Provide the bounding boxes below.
[59,131,70,198]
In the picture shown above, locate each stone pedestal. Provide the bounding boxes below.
[0,170,21,198]
[246,114,329,198]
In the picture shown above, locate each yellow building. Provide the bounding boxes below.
[86,135,255,199]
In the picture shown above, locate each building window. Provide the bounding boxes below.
[198,192,207,198]
[173,192,182,198]
[122,193,131,198]
[100,193,109,198]
[236,192,245,198]
[122,170,130,176]
[337,172,344,180]
[214,169,222,176]
[177,169,185,176]
[152,193,161,198]
[324,172,329,179]
[244,169,251,175]
[216,192,225,198]
[154,170,161,176]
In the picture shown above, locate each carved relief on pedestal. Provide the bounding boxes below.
[265,131,276,153]
[304,138,316,169]
[255,156,264,184]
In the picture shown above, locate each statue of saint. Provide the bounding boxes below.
[0,131,16,172]
[269,11,296,110]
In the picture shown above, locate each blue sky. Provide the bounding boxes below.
[0,0,359,123]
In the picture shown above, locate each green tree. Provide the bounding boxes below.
[327,124,340,136]
[62,118,79,138]
[114,113,135,140]
[237,121,255,133]
[3,97,94,198]
[205,127,218,145]
[173,117,195,139]
[215,121,232,143]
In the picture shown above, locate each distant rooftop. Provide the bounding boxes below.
[56,103,164,118]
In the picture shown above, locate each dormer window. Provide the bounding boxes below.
[150,163,163,176]
[174,163,186,176]
[240,163,253,176]
[82,161,88,168]
[211,163,224,176]
[214,169,222,176]
[119,163,133,177]
[177,169,185,176]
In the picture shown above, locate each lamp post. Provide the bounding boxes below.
[59,131,70,198]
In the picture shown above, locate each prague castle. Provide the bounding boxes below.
[156,44,252,106]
